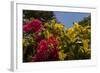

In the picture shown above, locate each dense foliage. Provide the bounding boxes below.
[23,10,91,62]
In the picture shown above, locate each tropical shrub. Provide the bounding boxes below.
[23,17,91,62]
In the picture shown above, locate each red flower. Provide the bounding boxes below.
[48,48,59,61]
[34,35,42,43]
[31,19,43,32]
[32,52,49,62]
[37,40,48,53]
[32,40,48,61]
[23,22,33,32]
[23,19,43,32]
[32,38,59,62]
[48,36,58,46]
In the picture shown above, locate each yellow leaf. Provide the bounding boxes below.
[82,39,89,52]
[46,30,51,39]
[59,50,66,60]
[73,22,81,32]
[54,23,64,31]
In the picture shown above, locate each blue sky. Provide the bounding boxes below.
[54,11,91,28]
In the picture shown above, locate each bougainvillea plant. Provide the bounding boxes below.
[23,11,91,62]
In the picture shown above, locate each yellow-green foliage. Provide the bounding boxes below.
[23,19,91,62]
